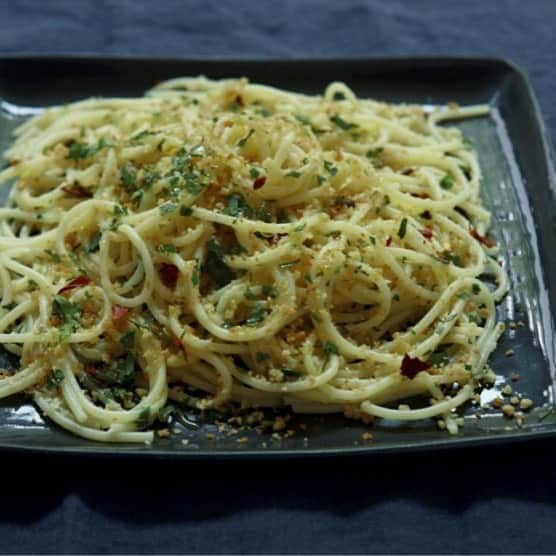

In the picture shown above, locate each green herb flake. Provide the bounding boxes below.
[324,160,338,176]
[324,341,339,357]
[158,243,177,254]
[295,114,311,126]
[472,283,481,295]
[330,114,358,131]
[135,406,151,429]
[246,302,265,327]
[203,239,237,288]
[366,147,384,159]
[224,193,251,218]
[46,368,65,390]
[237,129,255,148]
[427,349,451,367]
[244,288,257,301]
[262,285,278,298]
[86,231,102,253]
[286,170,302,178]
[316,175,326,186]
[159,203,177,215]
[440,174,454,190]
[183,174,206,196]
[120,330,135,349]
[441,250,462,266]
[191,261,200,287]
[45,249,61,262]
[398,217,408,239]
[120,165,137,192]
[249,167,260,178]
[180,205,193,216]
[52,295,81,341]
[95,353,136,386]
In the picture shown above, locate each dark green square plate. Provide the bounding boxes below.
[0,56,555,458]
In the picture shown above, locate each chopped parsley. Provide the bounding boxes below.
[120,330,135,349]
[86,231,102,253]
[246,302,265,327]
[324,160,338,176]
[330,114,358,131]
[66,137,111,161]
[440,174,454,190]
[191,260,200,287]
[441,250,462,266]
[237,129,255,148]
[324,341,339,357]
[180,205,193,216]
[224,193,251,218]
[159,203,177,215]
[52,295,81,341]
[366,147,384,159]
[120,165,137,193]
[158,243,177,254]
[398,217,408,239]
[46,369,65,390]
[203,239,237,288]
[45,249,61,262]
[295,114,312,126]
[285,170,302,178]
[262,285,278,298]
[95,354,136,386]
[135,407,151,429]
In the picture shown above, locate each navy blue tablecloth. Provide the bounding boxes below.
[1,1,555,553]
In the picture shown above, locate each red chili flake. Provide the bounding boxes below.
[385,236,392,247]
[159,263,179,287]
[235,95,244,107]
[61,184,92,198]
[253,176,267,190]
[411,192,430,199]
[173,336,187,355]
[58,275,91,294]
[470,228,496,248]
[401,168,415,176]
[111,304,130,323]
[421,227,433,239]
[421,210,432,220]
[400,354,429,379]
[84,363,97,376]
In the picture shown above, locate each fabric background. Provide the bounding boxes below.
[1,0,555,553]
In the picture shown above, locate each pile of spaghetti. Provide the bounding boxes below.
[0,77,507,443]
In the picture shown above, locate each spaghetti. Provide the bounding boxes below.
[0,77,507,443]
